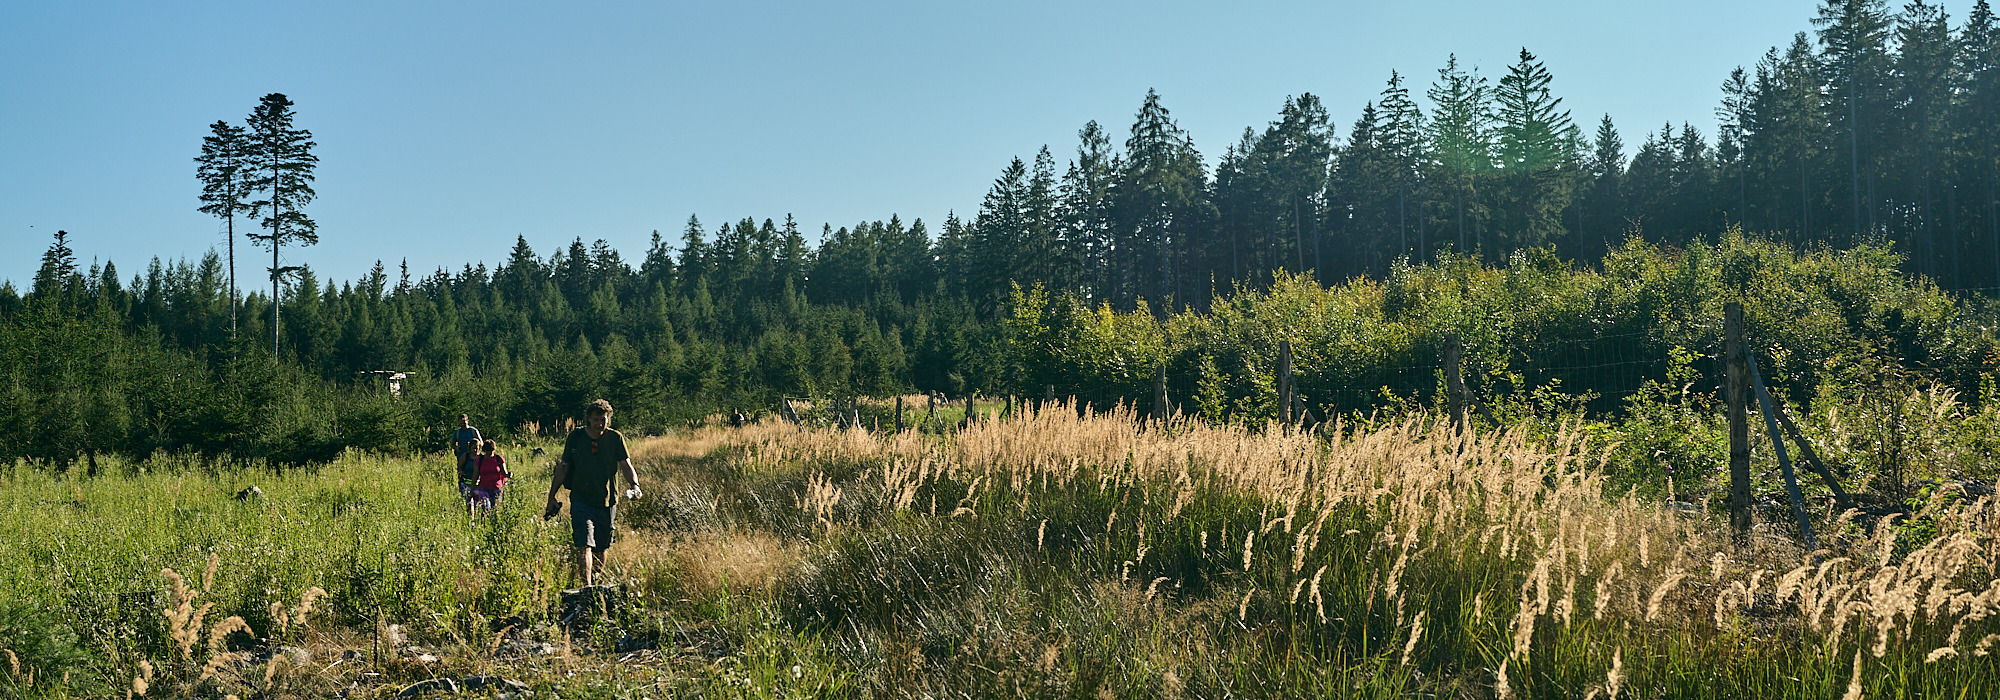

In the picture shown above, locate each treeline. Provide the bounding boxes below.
[950,0,2000,307]
[0,223,1007,468]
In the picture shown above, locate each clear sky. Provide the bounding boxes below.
[2,0,1836,290]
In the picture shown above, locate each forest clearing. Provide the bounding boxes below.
[4,402,1996,699]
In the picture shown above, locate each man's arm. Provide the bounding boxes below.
[619,458,639,494]
[547,459,569,503]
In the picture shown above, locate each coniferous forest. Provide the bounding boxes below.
[7,0,2000,468]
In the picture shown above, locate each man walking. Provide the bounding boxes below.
[545,399,641,587]
[452,414,483,489]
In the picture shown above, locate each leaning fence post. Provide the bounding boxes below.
[1750,353,1818,551]
[1725,302,1752,541]
[1770,395,1855,512]
[1278,340,1294,426]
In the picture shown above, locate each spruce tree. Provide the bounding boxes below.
[1060,121,1119,298]
[1493,48,1579,254]
[1891,0,1956,279]
[1717,67,1753,229]
[1377,72,1427,260]
[1426,55,1494,255]
[1815,0,1894,242]
[1581,115,1626,259]
[195,120,253,337]
[1114,90,1210,309]
[243,93,319,355]
[1962,0,2000,286]
[31,230,78,302]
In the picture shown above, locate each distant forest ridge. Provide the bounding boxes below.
[10,0,2000,304]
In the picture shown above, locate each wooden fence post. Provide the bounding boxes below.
[1725,302,1752,541]
[895,395,905,433]
[1154,362,1169,421]
[1278,340,1294,426]
[1750,354,1818,550]
[1445,332,1467,429]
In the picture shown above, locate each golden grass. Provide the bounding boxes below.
[687,400,2000,692]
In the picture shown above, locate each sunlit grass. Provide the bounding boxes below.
[2,407,1995,698]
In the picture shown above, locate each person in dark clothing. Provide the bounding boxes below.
[544,399,641,587]
[452,414,483,492]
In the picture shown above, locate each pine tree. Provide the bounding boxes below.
[195,120,253,337]
[1743,35,1828,243]
[776,214,810,295]
[1815,0,1894,243]
[1254,94,1334,277]
[1211,128,1261,283]
[1580,115,1626,259]
[1113,90,1211,310]
[1377,72,1427,260]
[1059,122,1118,300]
[1426,55,1495,256]
[1333,102,1401,273]
[970,156,1029,306]
[1717,67,1753,230]
[31,230,79,303]
[1492,48,1579,254]
[1961,0,2000,286]
[243,93,319,355]
[1892,0,1957,280]
[678,215,711,294]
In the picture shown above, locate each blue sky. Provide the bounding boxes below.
[1,0,1832,289]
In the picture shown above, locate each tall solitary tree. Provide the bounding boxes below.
[244,93,319,355]
[195,119,253,337]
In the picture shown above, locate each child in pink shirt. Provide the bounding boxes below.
[465,439,510,516]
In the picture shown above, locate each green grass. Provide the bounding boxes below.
[0,418,1995,699]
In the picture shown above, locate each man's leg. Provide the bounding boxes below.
[575,547,594,587]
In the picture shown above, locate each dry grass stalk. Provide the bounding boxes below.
[1842,649,1865,700]
[1400,609,1427,666]
[1604,647,1625,699]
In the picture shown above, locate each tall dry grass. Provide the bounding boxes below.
[707,402,1999,697]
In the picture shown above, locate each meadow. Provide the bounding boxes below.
[2,403,1997,698]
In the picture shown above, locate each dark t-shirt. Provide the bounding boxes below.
[561,427,629,508]
[453,427,483,457]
